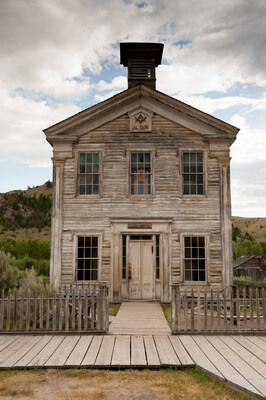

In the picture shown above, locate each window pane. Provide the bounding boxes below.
[93,175,99,185]
[191,185,196,194]
[86,153,92,163]
[185,247,191,258]
[199,270,205,281]
[86,185,92,194]
[131,153,137,163]
[184,237,191,247]
[183,153,189,163]
[190,153,196,163]
[93,153,99,164]
[199,237,205,247]
[192,247,198,258]
[185,270,191,281]
[198,185,204,195]
[199,247,205,258]
[91,269,98,280]
[197,175,203,184]
[197,152,203,163]
[79,185,85,194]
[192,237,198,247]
[183,184,189,194]
[145,153,150,164]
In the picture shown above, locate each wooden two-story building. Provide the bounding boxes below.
[44,43,239,302]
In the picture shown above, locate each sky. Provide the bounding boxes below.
[0,0,266,217]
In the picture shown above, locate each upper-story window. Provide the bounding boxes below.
[130,152,151,195]
[183,152,204,195]
[78,153,99,195]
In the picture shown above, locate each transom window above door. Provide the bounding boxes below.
[130,152,151,195]
[78,153,99,195]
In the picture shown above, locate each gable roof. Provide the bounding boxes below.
[44,84,239,145]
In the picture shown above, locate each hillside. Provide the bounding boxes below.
[0,183,265,242]
[0,182,52,240]
[232,216,266,242]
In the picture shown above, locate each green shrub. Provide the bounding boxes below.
[0,250,21,292]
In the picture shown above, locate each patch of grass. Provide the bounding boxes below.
[109,303,120,317]
[161,303,171,327]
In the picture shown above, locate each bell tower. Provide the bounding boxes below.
[120,42,164,90]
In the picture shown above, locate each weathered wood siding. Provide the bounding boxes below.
[60,113,226,298]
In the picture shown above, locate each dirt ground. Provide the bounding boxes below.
[0,368,249,400]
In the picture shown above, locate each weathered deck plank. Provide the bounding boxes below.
[143,336,161,367]
[82,335,103,366]
[28,336,65,367]
[233,336,266,363]
[154,336,180,366]
[0,335,18,352]
[111,335,130,366]
[220,336,266,379]
[95,336,115,366]
[65,336,93,366]
[179,335,223,378]
[1,336,41,368]
[194,336,261,397]
[45,336,80,367]
[131,336,147,367]
[207,336,266,397]
[15,336,52,367]
[169,336,194,367]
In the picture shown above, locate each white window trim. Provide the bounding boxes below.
[126,148,156,198]
[75,148,104,198]
[180,233,209,285]
[73,232,103,282]
[179,149,208,198]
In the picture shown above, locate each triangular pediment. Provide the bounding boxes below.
[44,85,239,145]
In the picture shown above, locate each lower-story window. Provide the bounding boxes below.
[184,236,206,282]
[77,236,98,281]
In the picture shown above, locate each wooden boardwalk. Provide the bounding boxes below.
[109,302,171,335]
[0,334,266,398]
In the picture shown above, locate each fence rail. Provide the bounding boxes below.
[171,284,266,334]
[0,283,109,334]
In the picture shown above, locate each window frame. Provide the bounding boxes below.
[75,150,103,197]
[127,149,155,197]
[180,150,208,197]
[73,233,102,282]
[180,233,209,285]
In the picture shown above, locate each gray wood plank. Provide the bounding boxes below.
[1,336,41,368]
[15,336,53,367]
[95,336,115,366]
[0,335,19,352]
[131,336,146,367]
[45,336,80,367]
[82,335,103,366]
[247,336,266,351]
[220,336,266,379]
[111,336,130,366]
[143,336,160,367]
[233,336,266,363]
[194,336,262,397]
[154,336,180,366]
[169,336,194,367]
[0,336,32,365]
[28,336,65,367]
[208,336,266,397]
[65,336,93,366]
[179,335,223,378]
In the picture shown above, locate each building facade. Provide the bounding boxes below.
[44,43,239,302]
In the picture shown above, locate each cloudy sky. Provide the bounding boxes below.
[1,0,266,217]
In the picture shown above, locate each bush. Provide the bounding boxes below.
[0,250,21,292]
[19,268,53,295]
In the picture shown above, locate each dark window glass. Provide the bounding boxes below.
[78,153,100,195]
[130,152,152,195]
[184,236,206,282]
[182,152,204,195]
[77,236,98,281]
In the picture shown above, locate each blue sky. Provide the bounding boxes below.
[0,0,266,217]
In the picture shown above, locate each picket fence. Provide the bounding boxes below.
[0,282,109,334]
[171,284,266,334]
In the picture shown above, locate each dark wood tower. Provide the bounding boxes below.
[120,42,164,90]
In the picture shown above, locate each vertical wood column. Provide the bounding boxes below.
[112,233,121,301]
[50,158,64,289]
[161,233,169,302]
[219,158,233,292]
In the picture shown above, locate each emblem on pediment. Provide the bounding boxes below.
[129,109,153,132]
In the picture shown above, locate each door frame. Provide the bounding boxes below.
[110,218,172,302]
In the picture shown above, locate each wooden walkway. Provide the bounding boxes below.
[109,302,171,335]
[0,334,266,398]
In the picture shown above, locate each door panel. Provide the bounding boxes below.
[128,240,154,300]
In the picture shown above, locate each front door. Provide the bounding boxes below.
[128,237,154,299]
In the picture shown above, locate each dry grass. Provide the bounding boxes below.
[0,369,250,400]
[232,216,266,242]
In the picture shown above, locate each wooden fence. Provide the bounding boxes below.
[171,284,266,334]
[0,283,109,334]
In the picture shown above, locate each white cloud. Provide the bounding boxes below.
[96,76,127,92]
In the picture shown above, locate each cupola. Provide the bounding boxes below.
[120,42,164,90]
